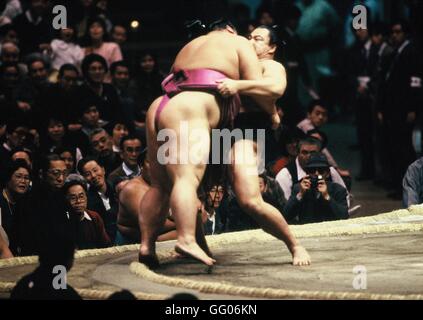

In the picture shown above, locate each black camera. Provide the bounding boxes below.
[310,175,323,189]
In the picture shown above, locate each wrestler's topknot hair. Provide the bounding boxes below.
[208,19,237,33]
[256,25,280,46]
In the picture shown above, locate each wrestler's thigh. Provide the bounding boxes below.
[230,140,261,202]
[146,96,172,192]
[165,117,211,186]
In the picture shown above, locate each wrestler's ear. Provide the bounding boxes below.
[226,25,236,35]
[268,44,277,55]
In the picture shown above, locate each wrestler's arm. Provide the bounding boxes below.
[0,231,13,259]
[236,37,277,116]
[218,60,287,99]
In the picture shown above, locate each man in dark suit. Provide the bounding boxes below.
[108,135,142,185]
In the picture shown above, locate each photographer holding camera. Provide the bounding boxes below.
[283,152,349,224]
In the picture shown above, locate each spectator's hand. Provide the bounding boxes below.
[407,112,417,124]
[317,178,330,200]
[39,43,52,54]
[68,123,82,131]
[300,175,311,196]
[216,79,239,97]
[337,168,351,177]
[377,112,383,124]
[307,87,320,100]
[17,101,31,111]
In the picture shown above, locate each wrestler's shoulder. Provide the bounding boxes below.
[261,59,285,70]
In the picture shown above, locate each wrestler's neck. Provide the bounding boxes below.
[258,54,275,62]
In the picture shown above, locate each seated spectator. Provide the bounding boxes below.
[0,160,31,255]
[0,120,32,171]
[39,64,81,127]
[79,100,106,138]
[108,121,129,153]
[225,172,287,232]
[201,185,225,236]
[82,17,122,68]
[63,176,111,249]
[297,100,350,177]
[0,62,21,111]
[110,61,137,133]
[283,152,349,224]
[11,0,53,56]
[108,135,142,183]
[267,127,305,177]
[10,231,82,300]
[275,137,348,201]
[15,154,70,256]
[10,147,33,170]
[77,156,118,242]
[55,146,77,174]
[402,157,423,207]
[47,25,84,74]
[88,128,121,175]
[0,0,22,27]
[111,24,127,47]
[15,56,51,128]
[133,51,165,127]
[77,53,122,122]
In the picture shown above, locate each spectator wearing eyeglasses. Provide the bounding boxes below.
[63,176,111,249]
[108,135,142,183]
[77,156,118,242]
[15,154,71,256]
[0,160,31,256]
[283,152,349,224]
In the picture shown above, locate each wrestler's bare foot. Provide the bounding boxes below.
[291,245,311,266]
[175,241,216,266]
[138,247,160,269]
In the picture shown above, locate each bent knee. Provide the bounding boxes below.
[239,197,265,215]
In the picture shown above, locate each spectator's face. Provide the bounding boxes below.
[96,0,108,11]
[112,26,127,45]
[60,28,75,42]
[91,131,113,157]
[140,54,155,73]
[8,126,29,148]
[30,0,48,16]
[208,185,224,209]
[391,24,406,47]
[1,46,19,63]
[82,161,106,189]
[304,167,330,180]
[249,28,274,59]
[298,144,319,168]
[371,33,384,46]
[259,12,274,27]
[286,141,298,157]
[29,61,48,84]
[8,167,31,195]
[355,29,369,42]
[87,61,105,83]
[4,30,19,44]
[12,152,32,168]
[46,160,68,190]
[121,139,142,167]
[112,66,130,88]
[82,106,100,127]
[89,22,105,42]
[66,185,87,215]
[59,69,78,91]
[258,177,266,194]
[308,105,328,127]
[2,66,19,87]
[47,120,65,142]
[112,123,128,146]
[60,151,75,172]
